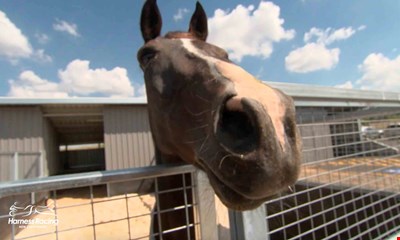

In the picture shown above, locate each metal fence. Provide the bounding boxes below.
[0,164,206,240]
[227,107,400,240]
[262,107,400,240]
[1,85,400,240]
[226,83,400,240]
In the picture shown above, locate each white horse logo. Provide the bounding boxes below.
[9,202,56,217]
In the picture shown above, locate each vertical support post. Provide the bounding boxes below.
[229,204,268,240]
[12,152,19,180]
[357,119,366,157]
[193,170,218,240]
[39,151,44,177]
[11,219,15,240]
[31,192,36,205]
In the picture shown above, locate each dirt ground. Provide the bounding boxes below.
[14,186,156,240]
[12,186,230,240]
[13,157,399,240]
[300,157,400,192]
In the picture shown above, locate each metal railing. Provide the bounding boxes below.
[0,164,206,240]
[228,106,400,239]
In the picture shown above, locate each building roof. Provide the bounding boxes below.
[0,97,147,105]
[0,82,399,107]
[0,83,399,145]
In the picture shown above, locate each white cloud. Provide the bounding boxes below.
[136,84,147,97]
[208,1,295,62]
[53,19,79,37]
[33,49,52,63]
[285,43,340,73]
[8,71,68,98]
[286,25,365,73]
[35,33,49,44]
[0,11,52,64]
[0,11,33,59]
[357,25,366,31]
[304,27,357,45]
[8,60,136,98]
[58,59,134,97]
[335,81,353,89]
[356,53,400,92]
[173,8,189,22]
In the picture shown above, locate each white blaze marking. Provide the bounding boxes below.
[216,61,287,149]
[180,39,224,135]
[180,39,220,77]
[154,78,164,94]
[180,39,214,61]
[180,39,287,149]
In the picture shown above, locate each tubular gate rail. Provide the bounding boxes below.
[1,85,400,240]
[227,84,400,240]
[262,115,400,240]
[0,164,201,240]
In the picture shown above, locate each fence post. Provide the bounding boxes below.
[12,152,19,180]
[193,170,218,240]
[357,118,367,157]
[229,204,268,240]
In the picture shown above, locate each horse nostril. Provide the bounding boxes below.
[215,97,260,154]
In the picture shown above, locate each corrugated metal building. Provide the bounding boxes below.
[103,106,155,169]
[3,82,389,182]
[0,107,57,181]
[0,98,154,184]
[0,100,333,183]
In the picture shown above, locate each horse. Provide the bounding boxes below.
[138,0,302,239]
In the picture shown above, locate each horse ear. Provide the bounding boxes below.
[188,2,208,41]
[140,0,162,42]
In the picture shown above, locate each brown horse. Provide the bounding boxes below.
[138,0,301,239]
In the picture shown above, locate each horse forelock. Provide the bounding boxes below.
[165,31,197,40]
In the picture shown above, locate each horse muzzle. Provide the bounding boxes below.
[211,94,299,200]
[214,96,263,155]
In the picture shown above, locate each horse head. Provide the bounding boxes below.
[138,0,301,210]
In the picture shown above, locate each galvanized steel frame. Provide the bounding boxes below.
[0,164,202,240]
[0,164,195,197]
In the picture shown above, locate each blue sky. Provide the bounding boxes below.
[0,0,399,98]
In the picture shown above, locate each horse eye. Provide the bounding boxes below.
[139,49,157,68]
[223,51,229,60]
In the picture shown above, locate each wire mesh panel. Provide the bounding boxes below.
[0,165,200,240]
[265,107,400,240]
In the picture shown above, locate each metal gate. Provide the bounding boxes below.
[229,84,400,240]
[0,164,203,240]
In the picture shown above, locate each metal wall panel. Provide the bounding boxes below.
[0,107,45,181]
[103,106,155,170]
[43,117,59,176]
[0,107,42,152]
[0,155,11,181]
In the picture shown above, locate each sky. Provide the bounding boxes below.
[0,0,399,98]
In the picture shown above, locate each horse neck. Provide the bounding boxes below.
[154,147,189,191]
[154,147,185,165]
